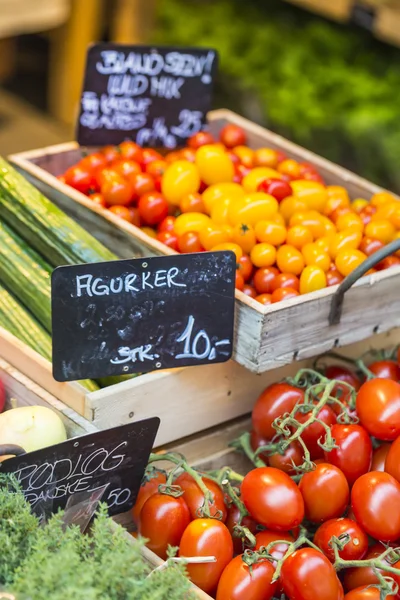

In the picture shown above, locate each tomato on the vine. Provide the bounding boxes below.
[174,472,227,521]
[343,543,394,592]
[344,586,396,599]
[324,424,372,485]
[268,441,304,474]
[324,365,361,402]
[356,379,400,440]
[225,504,257,554]
[241,467,304,531]
[299,463,349,523]
[254,529,294,561]
[179,518,233,593]
[368,360,400,381]
[371,443,391,472]
[216,554,277,600]
[314,518,368,561]
[383,435,400,482]
[138,493,190,559]
[252,383,305,440]
[132,470,166,524]
[295,403,337,459]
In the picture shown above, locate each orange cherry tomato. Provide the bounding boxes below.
[371,202,399,222]
[199,224,231,251]
[378,256,400,270]
[212,242,243,262]
[289,211,326,239]
[324,196,350,218]
[179,192,206,213]
[254,221,287,246]
[364,219,395,244]
[142,226,157,238]
[256,293,273,305]
[177,232,204,253]
[210,197,232,224]
[237,254,254,281]
[279,196,308,223]
[112,159,141,179]
[290,180,328,212]
[188,131,215,149]
[250,243,277,268]
[242,167,282,192]
[302,243,331,272]
[102,145,121,163]
[253,148,279,169]
[146,159,168,177]
[202,182,245,213]
[220,124,247,148]
[229,193,278,226]
[277,159,301,179]
[286,225,313,249]
[335,249,367,276]
[370,191,398,207]
[359,237,384,256]
[179,147,197,163]
[119,140,143,162]
[329,229,363,259]
[232,145,254,168]
[336,212,364,232]
[299,266,327,294]
[232,223,257,253]
[326,185,350,202]
[108,205,133,221]
[89,192,107,208]
[140,148,163,169]
[128,172,155,197]
[315,235,335,254]
[101,177,134,206]
[162,160,200,205]
[271,287,300,302]
[195,144,234,186]
[253,266,279,294]
[276,245,305,275]
[271,273,300,292]
[174,212,210,236]
[243,284,257,298]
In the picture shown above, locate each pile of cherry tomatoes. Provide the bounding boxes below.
[60,125,400,305]
[132,352,400,599]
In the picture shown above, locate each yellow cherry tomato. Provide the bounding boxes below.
[210,197,232,224]
[324,195,350,218]
[250,243,277,268]
[319,215,337,235]
[276,245,305,275]
[335,249,367,276]
[299,266,327,295]
[202,182,245,213]
[364,219,395,244]
[271,212,286,226]
[232,223,257,253]
[336,212,364,232]
[289,211,326,239]
[195,145,234,186]
[329,229,363,260]
[351,198,369,213]
[228,193,278,227]
[279,196,308,223]
[174,212,211,236]
[286,225,313,249]
[315,235,334,254]
[254,221,287,246]
[326,186,350,204]
[242,167,282,192]
[277,159,301,179]
[253,147,279,168]
[290,180,328,212]
[199,224,232,251]
[370,191,398,207]
[302,243,331,272]
[212,242,243,262]
[161,160,200,205]
[141,226,157,239]
[232,145,254,167]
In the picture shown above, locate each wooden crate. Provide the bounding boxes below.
[9,109,400,375]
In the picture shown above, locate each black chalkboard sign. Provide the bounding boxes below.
[77,43,218,148]
[51,251,236,381]
[1,418,160,518]
[350,2,376,30]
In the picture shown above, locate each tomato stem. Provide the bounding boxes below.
[230,432,268,468]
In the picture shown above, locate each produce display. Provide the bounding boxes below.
[134,347,400,599]
[59,125,400,304]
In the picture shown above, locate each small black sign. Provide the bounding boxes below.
[77,43,218,148]
[51,251,236,381]
[1,418,160,517]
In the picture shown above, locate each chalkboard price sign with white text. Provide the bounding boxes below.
[77,43,218,148]
[51,251,236,382]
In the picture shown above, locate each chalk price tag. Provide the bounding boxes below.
[77,43,218,148]
[1,418,160,517]
[51,251,236,381]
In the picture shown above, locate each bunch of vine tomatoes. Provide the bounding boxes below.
[60,125,400,305]
[133,350,400,599]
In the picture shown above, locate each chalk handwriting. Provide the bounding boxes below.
[175,315,231,361]
[110,345,159,364]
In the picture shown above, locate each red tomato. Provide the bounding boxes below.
[80,152,107,171]
[132,471,166,524]
[325,365,361,391]
[140,148,163,168]
[119,140,143,162]
[138,493,190,559]
[368,360,400,381]
[188,131,215,149]
[252,383,304,440]
[268,441,304,474]
[219,124,247,148]
[324,424,372,485]
[243,284,257,298]
[179,519,233,593]
[88,192,107,208]
[216,554,277,600]
[281,547,344,600]
[138,192,169,226]
[271,287,300,302]
[235,271,245,291]
[371,442,391,471]
[384,435,400,482]
[254,529,294,560]
[177,231,204,253]
[241,467,304,531]
[158,215,176,233]
[64,165,95,194]
[174,472,227,521]
[101,145,120,163]
[356,379,400,440]
[351,471,400,541]
[271,272,300,292]
[157,231,179,251]
[295,403,337,459]
[253,266,279,294]
[225,504,257,554]
[344,586,395,600]
[128,172,155,197]
[257,178,293,202]
[299,463,349,523]
[314,518,368,561]
[101,177,134,206]
[146,159,168,178]
[344,543,394,592]
[237,254,254,282]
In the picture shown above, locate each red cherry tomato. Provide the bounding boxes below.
[235,271,245,291]
[94,166,120,189]
[237,254,254,282]
[271,287,300,302]
[132,470,167,524]
[225,504,257,554]
[351,471,400,541]
[101,145,120,163]
[119,140,143,162]
[257,178,293,202]
[368,359,400,381]
[241,467,305,531]
[157,231,179,251]
[112,159,141,179]
[378,256,400,270]
[252,383,304,440]
[253,266,279,294]
[324,424,372,485]
[255,293,273,305]
[188,131,215,149]
[174,472,227,521]
[371,443,391,472]
[271,272,300,292]
[219,124,247,148]
[158,215,176,233]
[326,269,344,286]
[140,148,163,168]
[128,172,155,197]
[295,403,337,459]
[359,237,384,256]
[138,493,190,559]
[81,152,107,171]
[281,547,344,600]
[344,542,393,592]
[146,159,168,177]
[177,231,204,253]
[356,379,400,440]
[101,177,134,206]
[216,554,277,600]
[64,165,95,194]
[179,519,233,593]
[138,192,169,226]
[299,463,349,523]
[242,284,257,298]
[314,518,368,561]
[108,205,134,221]
[344,586,396,600]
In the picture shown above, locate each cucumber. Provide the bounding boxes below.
[0,157,117,266]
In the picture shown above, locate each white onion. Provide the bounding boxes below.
[0,405,67,454]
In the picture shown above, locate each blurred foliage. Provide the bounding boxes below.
[155,0,400,192]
